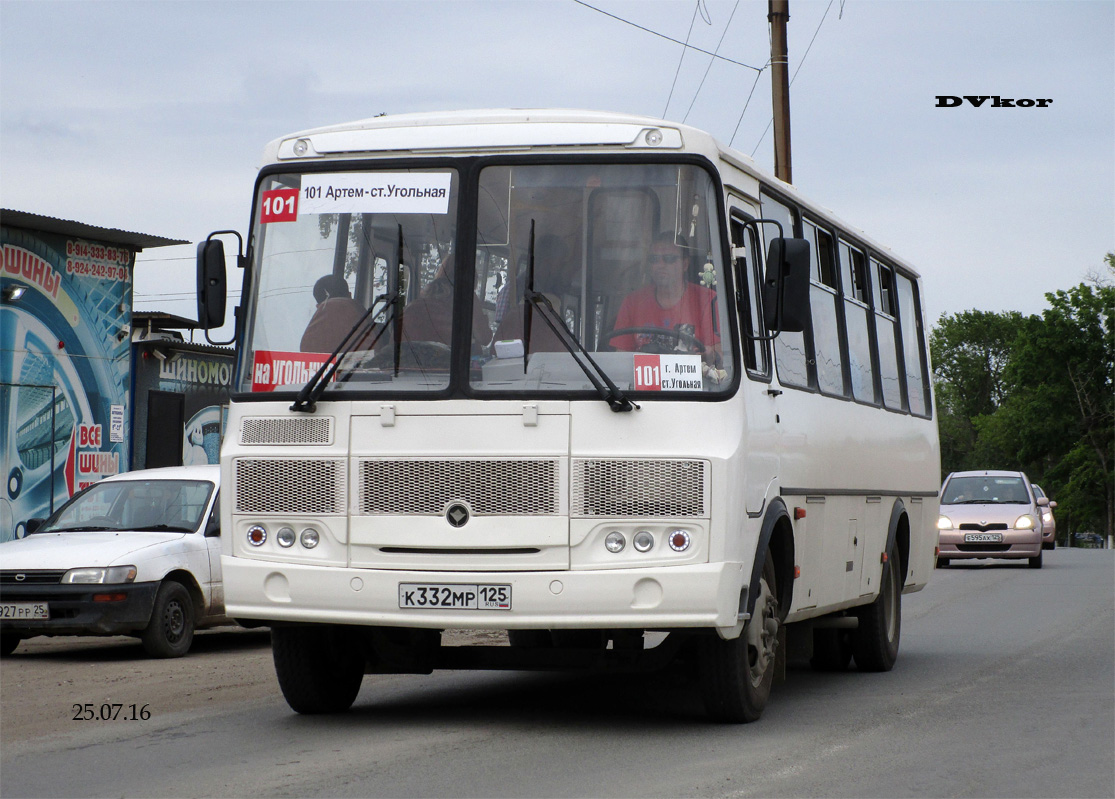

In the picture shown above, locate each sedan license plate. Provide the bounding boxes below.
[0,602,49,620]
[399,583,511,610]
[964,532,1004,543]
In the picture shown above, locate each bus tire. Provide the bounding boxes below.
[810,627,852,671]
[272,626,364,714]
[699,554,778,723]
[141,581,195,658]
[0,635,20,656]
[853,546,901,672]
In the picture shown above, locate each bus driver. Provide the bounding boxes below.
[610,232,720,362]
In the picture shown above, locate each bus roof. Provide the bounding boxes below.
[262,108,918,279]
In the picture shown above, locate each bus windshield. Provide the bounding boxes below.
[240,162,735,398]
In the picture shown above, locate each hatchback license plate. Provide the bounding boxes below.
[0,602,49,620]
[964,532,1004,543]
[399,583,511,610]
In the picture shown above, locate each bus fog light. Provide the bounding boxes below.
[633,531,654,552]
[247,525,267,546]
[300,528,320,549]
[605,531,626,553]
[276,527,295,548]
[668,530,691,552]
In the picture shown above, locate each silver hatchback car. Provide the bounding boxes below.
[937,470,1046,568]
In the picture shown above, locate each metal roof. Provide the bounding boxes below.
[133,311,201,330]
[1,209,187,251]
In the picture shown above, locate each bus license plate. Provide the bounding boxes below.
[963,532,1003,543]
[399,583,511,610]
[0,602,49,620]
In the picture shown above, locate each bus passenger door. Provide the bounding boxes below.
[729,204,777,515]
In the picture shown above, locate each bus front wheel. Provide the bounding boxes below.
[272,625,364,714]
[698,554,779,723]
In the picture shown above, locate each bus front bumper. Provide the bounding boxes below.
[222,558,748,634]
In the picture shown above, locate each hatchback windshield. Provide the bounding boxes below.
[240,162,735,398]
[941,476,1031,505]
[38,480,215,533]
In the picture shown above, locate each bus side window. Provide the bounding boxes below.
[839,241,876,404]
[761,191,809,389]
[729,214,769,377]
[805,219,844,396]
[871,258,904,409]
[896,273,930,416]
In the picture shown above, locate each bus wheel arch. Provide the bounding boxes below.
[751,499,795,621]
[852,499,909,672]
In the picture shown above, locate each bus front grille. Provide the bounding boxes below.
[234,458,346,514]
[240,416,333,445]
[358,459,560,515]
[572,458,709,517]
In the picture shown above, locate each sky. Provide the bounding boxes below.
[2,0,1112,341]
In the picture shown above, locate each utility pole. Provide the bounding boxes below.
[769,0,792,184]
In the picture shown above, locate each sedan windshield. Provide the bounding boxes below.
[38,480,215,533]
[941,476,1031,505]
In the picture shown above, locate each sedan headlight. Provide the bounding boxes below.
[1014,515,1035,530]
[62,566,137,584]
[937,515,953,530]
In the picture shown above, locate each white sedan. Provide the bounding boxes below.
[0,465,228,658]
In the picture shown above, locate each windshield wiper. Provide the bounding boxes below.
[525,291,639,413]
[520,221,637,413]
[291,292,399,413]
[132,524,195,533]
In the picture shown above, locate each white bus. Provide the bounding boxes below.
[197,109,940,722]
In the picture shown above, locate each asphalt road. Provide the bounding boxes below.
[2,548,1112,798]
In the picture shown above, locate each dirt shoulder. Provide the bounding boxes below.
[0,627,503,751]
[0,627,276,750]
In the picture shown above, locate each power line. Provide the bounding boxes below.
[662,2,704,118]
[683,0,742,123]
[572,0,763,71]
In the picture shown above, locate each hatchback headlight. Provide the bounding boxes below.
[937,515,953,530]
[1014,515,1035,530]
[62,566,137,584]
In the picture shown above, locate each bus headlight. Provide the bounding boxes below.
[604,531,626,553]
[276,527,296,548]
[633,531,655,552]
[300,528,320,549]
[937,516,953,530]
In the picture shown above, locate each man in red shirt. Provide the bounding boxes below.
[611,233,720,361]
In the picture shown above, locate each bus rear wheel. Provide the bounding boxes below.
[272,625,364,714]
[699,554,779,723]
[853,546,902,672]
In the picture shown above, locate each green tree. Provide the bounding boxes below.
[988,278,1114,541]
[930,256,1114,542]
[930,310,1025,474]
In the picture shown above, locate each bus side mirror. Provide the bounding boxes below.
[762,237,810,333]
[25,518,44,535]
[196,238,227,330]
